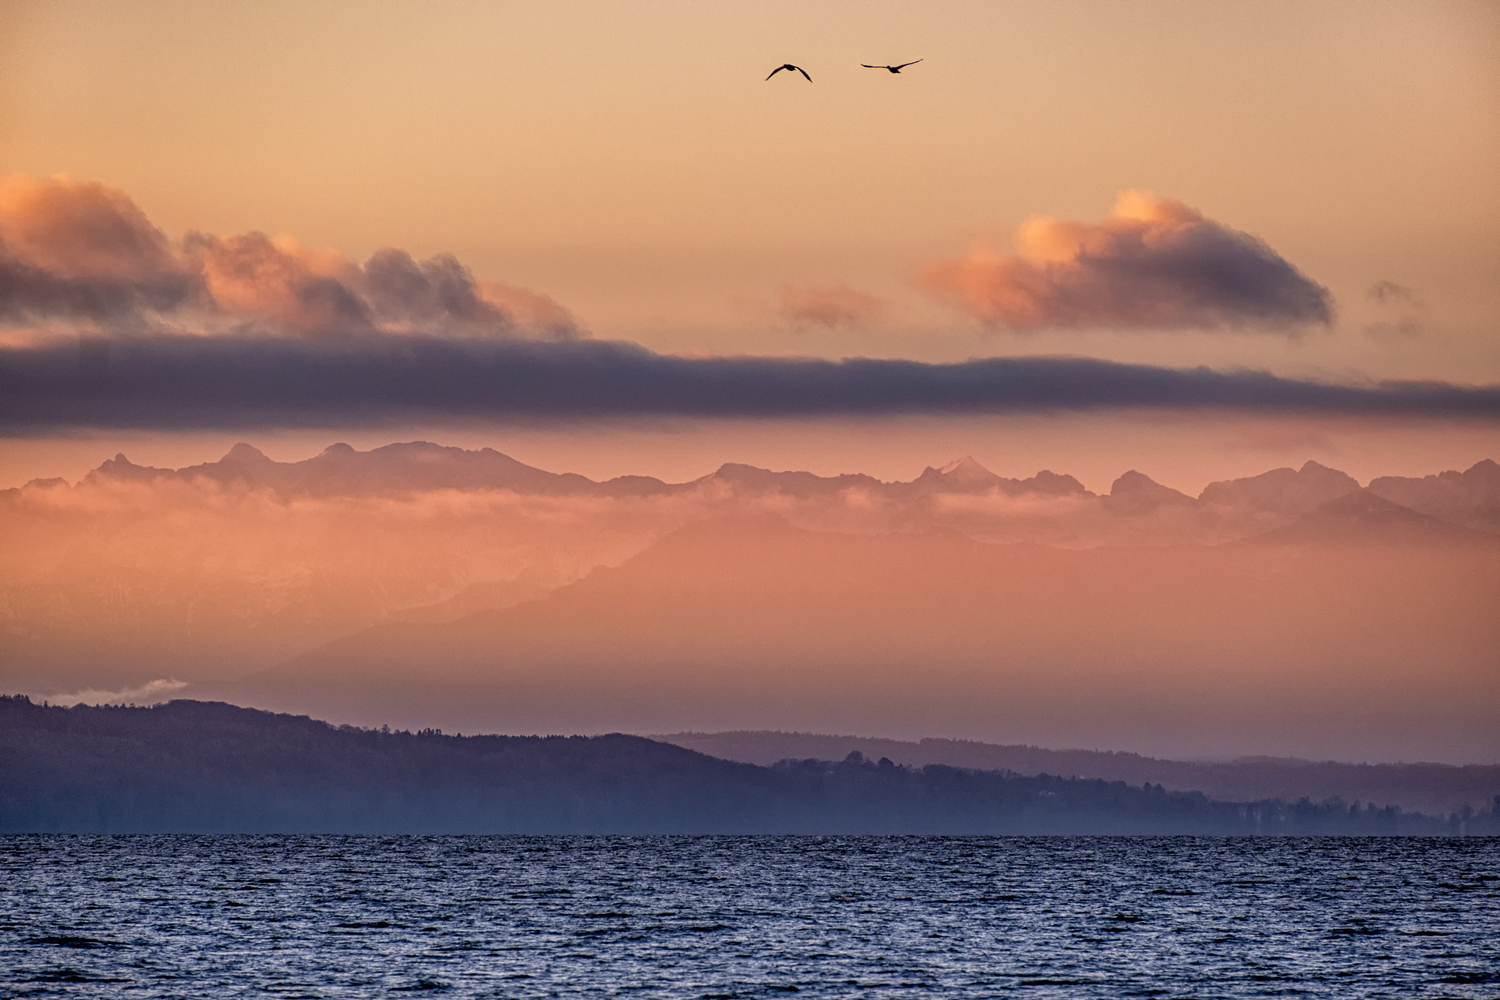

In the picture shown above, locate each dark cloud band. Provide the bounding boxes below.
[2,334,1496,431]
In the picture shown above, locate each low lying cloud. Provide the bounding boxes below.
[44,678,188,707]
[0,174,578,339]
[923,191,1333,332]
[2,333,1496,430]
[778,283,885,329]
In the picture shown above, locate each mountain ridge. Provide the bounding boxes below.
[41,442,1500,533]
[8,444,1496,723]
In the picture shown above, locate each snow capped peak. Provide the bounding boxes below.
[222,442,270,464]
[937,456,995,479]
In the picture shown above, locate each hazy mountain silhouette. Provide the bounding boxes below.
[1101,470,1197,516]
[905,456,1092,498]
[1369,459,1500,533]
[5,696,1488,835]
[10,444,1497,718]
[1198,460,1360,517]
[1246,489,1500,547]
[654,731,1500,815]
[697,462,885,499]
[381,579,552,625]
[86,441,678,499]
[79,443,1433,521]
[61,443,1500,547]
[223,511,1500,763]
[79,443,1105,504]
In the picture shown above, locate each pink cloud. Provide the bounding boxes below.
[0,174,579,339]
[777,282,885,329]
[922,191,1332,332]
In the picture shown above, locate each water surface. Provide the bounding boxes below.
[3,836,1497,998]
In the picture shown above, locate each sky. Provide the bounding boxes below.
[3,1,1500,761]
[2,0,1498,491]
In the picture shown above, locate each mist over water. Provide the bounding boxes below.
[3,835,1497,998]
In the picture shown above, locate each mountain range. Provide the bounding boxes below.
[38,440,1500,532]
[4,442,1497,766]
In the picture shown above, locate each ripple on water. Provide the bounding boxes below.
[0,836,1497,998]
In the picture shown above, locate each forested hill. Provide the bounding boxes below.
[3,697,1493,835]
[655,732,1500,816]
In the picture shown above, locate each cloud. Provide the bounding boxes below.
[922,190,1333,332]
[0,175,203,324]
[1364,279,1426,341]
[0,174,579,339]
[43,678,188,707]
[1368,280,1416,306]
[777,283,885,329]
[1,333,1496,431]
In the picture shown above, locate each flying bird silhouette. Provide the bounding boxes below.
[862,59,922,73]
[766,64,812,81]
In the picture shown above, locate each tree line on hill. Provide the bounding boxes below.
[657,731,1500,815]
[4,697,1496,836]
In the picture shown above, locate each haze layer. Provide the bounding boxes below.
[6,442,1496,764]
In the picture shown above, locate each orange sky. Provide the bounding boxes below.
[2,0,1498,482]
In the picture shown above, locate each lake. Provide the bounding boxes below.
[2,836,1496,997]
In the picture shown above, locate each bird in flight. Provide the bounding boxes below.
[766,63,812,81]
[862,59,922,73]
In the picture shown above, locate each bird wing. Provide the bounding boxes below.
[861,64,880,68]
[894,59,923,70]
[796,66,812,81]
[766,66,785,80]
